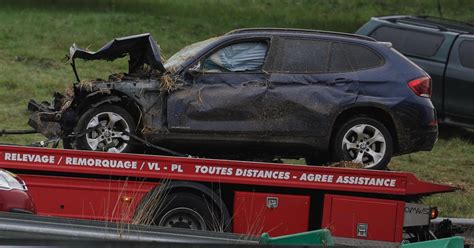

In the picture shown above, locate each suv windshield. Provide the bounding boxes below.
[164,36,220,72]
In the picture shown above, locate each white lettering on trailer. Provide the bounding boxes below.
[335,176,396,187]
[235,168,290,180]
[4,151,399,188]
[171,164,183,172]
[4,152,55,164]
[57,156,63,165]
[148,162,160,171]
[299,173,334,182]
[190,165,397,186]
[64,157,137,169]
[194,165,233,176]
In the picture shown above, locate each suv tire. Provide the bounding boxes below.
[332,116,392,170]
[74,104,136,153]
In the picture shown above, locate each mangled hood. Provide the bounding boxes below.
[69,33,166,78]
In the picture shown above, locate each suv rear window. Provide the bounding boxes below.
[459,40,474,69]
[330,43,383,72]
[274,38,383,73]
[369,26,444,57]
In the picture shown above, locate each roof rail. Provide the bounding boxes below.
[396,18,448,32]
[385,15,474,34]
[226,28,376,41]
[419,16,474,27]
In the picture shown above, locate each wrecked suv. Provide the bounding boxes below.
[28,29,438,169]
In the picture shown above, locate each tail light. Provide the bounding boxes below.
[408,76,432,98]
[430,207,438,219]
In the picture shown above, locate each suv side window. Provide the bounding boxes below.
[200,42,268,72]
[370,26,444,57]
[272,38,331,73]
[329,42,384,72]
[272,38,383,73]
[459,40,474,69]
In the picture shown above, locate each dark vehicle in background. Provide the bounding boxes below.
[357,15,474,128]
[0,169,36,214]
[28,29,437,170]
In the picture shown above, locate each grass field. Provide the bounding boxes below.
[0,0,472,217]
[390,127,474,218]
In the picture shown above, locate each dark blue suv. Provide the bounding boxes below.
[28,29,437,169]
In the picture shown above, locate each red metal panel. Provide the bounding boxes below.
[0,145,457,196]
[322,194,404,242]
[18,174,156,222]
[233,191,310,236]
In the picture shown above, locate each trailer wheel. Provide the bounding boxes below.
[155,193,223,231]
[332,116,392,170]
[74,105,136,153]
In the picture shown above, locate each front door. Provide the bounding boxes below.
[167,40,271,134]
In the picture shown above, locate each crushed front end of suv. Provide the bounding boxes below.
[28,30,438,169]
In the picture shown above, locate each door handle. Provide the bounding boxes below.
[326,78,353,85]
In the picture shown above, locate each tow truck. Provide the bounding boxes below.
[0,143,459,246]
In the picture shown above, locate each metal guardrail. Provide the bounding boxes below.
[0,212,258,244]
[0,212,471,247]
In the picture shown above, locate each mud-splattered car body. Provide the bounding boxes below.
[28,30,438,169]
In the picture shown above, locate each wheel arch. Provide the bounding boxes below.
[75,91,144,130]
[330,104,400,154]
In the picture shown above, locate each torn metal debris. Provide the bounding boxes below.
[69,33,166,80]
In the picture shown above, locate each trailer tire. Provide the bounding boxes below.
[74,105,137,153]
[154,192,224,231]
[332,116,392,170]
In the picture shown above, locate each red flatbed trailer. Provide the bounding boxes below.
[0,144,457,245]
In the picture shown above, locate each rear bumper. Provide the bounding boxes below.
[396,126,438,155]
[413,127,438,151]
[392,96,438,155]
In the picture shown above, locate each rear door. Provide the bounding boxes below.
[263,37,361,137]
[444,35,474,122]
